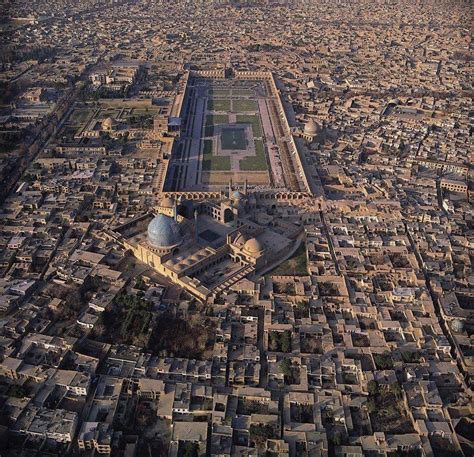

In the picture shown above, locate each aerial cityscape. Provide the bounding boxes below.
[0,0,472,456]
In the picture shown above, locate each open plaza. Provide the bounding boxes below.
[163,70,310,194]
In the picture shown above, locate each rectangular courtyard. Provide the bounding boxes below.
[164,73,307,193]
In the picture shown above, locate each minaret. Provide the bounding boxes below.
[173,198,177,221]
[228,179,232,198]
[194,208,198,243]
[244,177,248,195]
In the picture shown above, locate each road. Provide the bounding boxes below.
[1,85,81,204]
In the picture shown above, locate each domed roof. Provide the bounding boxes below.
[244,237,264,254]
[450,319,464,333]
[147,214,182,248]
[160,197,175,208]
[304,118,318,135]
[102,117,115,130]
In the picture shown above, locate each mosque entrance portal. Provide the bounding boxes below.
[224,208,234,223]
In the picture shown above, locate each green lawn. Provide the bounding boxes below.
[233,99,258,112]
[202,139,231,171]
[205,114,229,137]
[206,114,228,126]
[208,98,231,111]
[221,128,247,150]
[208,89,231,96]
[232,89,255,96]
[270,242,308,276]
[236,114,262,138]
[239,140,267,171]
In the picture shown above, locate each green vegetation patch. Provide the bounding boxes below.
[236,114,262,137]
[97,293,152,346]
[208,88,231,96]
[202,139,231,171]
[367,380,414,434]
[270,242,308,276]
[204,125,214,137]
[204,114,228,137]
[374,351,394,369]
[69,109,92,125]
[148,315,216,360]
[232,99,258,112]
[205,114,228,126]
[221,127,247,150]
[232,89,255,96]
[129,114,154,129]
[268,330,292,353]
[59,126,79,141]
[239,139,267,170]
[208,98,231,111]
[249,424,276,447]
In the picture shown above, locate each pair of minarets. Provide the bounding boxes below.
[228,178,248,196]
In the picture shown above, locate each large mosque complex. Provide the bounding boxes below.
[108,185,305,301]
[105,69,318,301]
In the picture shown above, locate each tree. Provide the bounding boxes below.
[367,398,377,414]
[331,432,343,446]
[9,384,28,398]
[93,323,105,338]
[367,380,379,396]
[374,352,394,369]
[268,333,278,352]
[249,424,274,447]
[386,405,398,418]
[280,331,291,353]
[279,358,292,377]
[390,382,402,399]
[182,442,198,457]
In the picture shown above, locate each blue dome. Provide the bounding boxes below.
[232,191,245,200]
[147,214,182,248]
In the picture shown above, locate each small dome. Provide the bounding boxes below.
[450,319,464,333]
[304,118,318,136]
[102,117,115,130]
[147,214,182,248]
[244,237,264,255]
[160,197,175,209]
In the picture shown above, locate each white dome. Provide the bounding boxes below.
[244,238,264,255]
[102,117,115,130]
[304,118,318,136]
